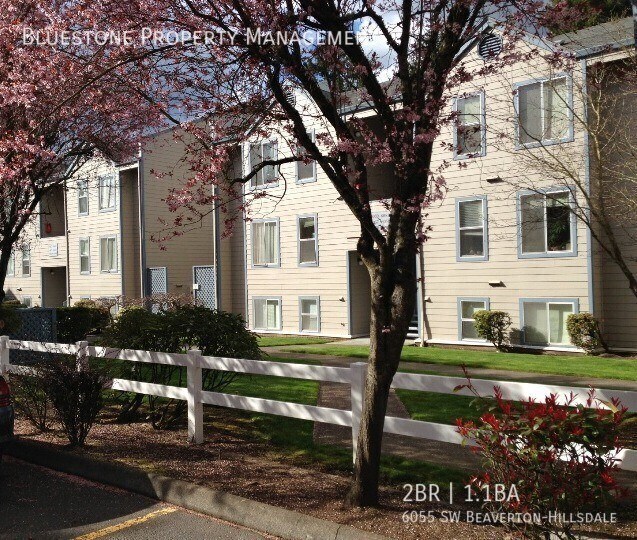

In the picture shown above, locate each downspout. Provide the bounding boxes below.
[118,169,125,299]
[63,178,71,306]
[581,58,595,317]
[213,186,221,310]
[137,144,147,298]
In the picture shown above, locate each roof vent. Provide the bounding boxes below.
[478,33,502,60]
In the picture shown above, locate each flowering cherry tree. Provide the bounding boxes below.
[103,0,574,506]
[0,1,164,301]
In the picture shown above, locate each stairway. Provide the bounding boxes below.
[406,310,419,340]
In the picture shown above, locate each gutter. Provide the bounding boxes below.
[63,179,71,306]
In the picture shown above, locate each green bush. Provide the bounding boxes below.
[0,302,22,335]
[56,304,110,343]
[101,304,261,428]
[567,313,606,355]
[473,310,512,351]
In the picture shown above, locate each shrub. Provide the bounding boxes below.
[11,372,51,432]
[473,310,512,351]
[56,304,110,343]
[457,383,627,540]
[567,313,606,355]
[0,302,22,334]
[100,304,261,428]
[38,356,111,446]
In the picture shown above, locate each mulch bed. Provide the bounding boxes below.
[13,408,637,540]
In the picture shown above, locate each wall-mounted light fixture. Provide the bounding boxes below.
[488,280,505,287]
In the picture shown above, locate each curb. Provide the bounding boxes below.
[6,438,388,540]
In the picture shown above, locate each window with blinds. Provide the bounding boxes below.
[517,77,570,145]
[79,238,90,274]
[457,197,487,260]
[522,300,575,346]
[299,297,320,332]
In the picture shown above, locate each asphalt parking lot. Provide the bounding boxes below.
[0,457,272,539]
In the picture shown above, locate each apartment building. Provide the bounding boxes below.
[5,18,636,352]
[236,17,637,352]
[3,127,230,310]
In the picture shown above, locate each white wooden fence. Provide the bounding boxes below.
[1,335,636,472]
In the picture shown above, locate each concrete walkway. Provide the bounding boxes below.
[263,347,637,391]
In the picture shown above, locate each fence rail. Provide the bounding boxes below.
[1,336,636,471]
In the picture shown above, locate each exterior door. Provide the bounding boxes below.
[193,266,216,309]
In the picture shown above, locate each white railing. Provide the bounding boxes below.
[1,335,636,471]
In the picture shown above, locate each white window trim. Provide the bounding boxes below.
[252,296,282,331]
[519,298,579,347]
[457,297,490,342]
[299,296,321,333]
[21,246,31,277]
[246,140,279,190]
[456,196,488,262]
[99,235,119,274]
[98,174,117,212]
[514,75,574,149]
[251,218,280,268]
[296,130,317,184]
[453,91,486,159]
[297,214,319,267]
[78,179,89,216]
[21,296,32,308]
[517,188,577,259]
[79,237,91,275]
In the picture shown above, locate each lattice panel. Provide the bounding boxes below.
[10,308,58,365]
[194,266,216,309]
[147,267,167,295]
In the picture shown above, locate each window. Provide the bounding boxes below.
[296,130,316,183]
[454,93,485,157]
[22,296,32,308]
[298,215,318,266]
[98,175,117,210]
[519,190,575,257]
[249,140,278,188]
[521,299,577,346]
[253,297,281,330]
[299,297,320,332]
[79,238,90,274]
[517,77,571,146]
[21,246,31,277]
[252,219,279,266]
[78,179,89,215]
[100,236,118,273]
[7,251,14,276]
[457,197,488,261]
[458,298,489,341]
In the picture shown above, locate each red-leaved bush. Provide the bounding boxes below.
[457,382,628,539]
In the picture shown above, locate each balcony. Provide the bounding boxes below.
[40,185,65,239]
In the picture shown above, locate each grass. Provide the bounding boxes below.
[257,335,336,347]
[283,344,637,381]
[396,389,483,425]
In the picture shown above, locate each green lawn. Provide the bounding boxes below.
[396,389,483,425]
[257,335,336,347]
[283,344,637,381]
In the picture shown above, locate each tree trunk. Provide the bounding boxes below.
[347,259,416,507]
[0,245,12,305]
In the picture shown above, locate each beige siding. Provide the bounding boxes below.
[142,130,215,301]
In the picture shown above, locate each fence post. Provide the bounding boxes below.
[350,362,368,464]
[187,349,204,444]
[0,336,9,375]
[75,340,89,371]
